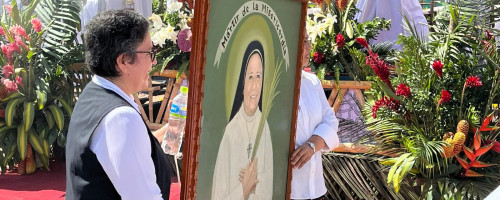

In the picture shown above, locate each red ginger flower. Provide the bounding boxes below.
[366,52,392,89]
[336,33,344,48]
[432,60,443,78]
[439,89,451,104]
[10,25,29,40]
[1,45,13,63]
[0,27,4,36]
[2,64,13,77]
[2,78,17,93]
[356,37,370,52]
[465,76,482,88]
[8,42,20,54]
[313,52,325,64]
[15,76,22,87]
[372,96,401,118]
[31,18,42,32]
[396,83,411,98]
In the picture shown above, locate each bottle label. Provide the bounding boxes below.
[170,104,187,119]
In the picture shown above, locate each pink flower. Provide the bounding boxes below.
[313,52,325,64]
[372,96,400,118]
[177,29,192,52]
[1,45,13,63]
[14,36,28,51]
[465,76,482,88]
[356,37,370,51]
[396,83,411,98]
[336,33,344,48]
[2,78,17,93]
[432,60,443,78]
[10,25,29,40]
[439,90,451,104]
[31,18,42,32]
[4,5,12,17]
[15,76,22,87]
[2,65,13,77]
[8,42,20,54]
[0,27,4,36]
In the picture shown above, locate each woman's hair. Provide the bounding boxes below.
[229,40,265,121]
[84,10,149,77]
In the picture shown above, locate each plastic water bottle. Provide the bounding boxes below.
[162,86,188,155]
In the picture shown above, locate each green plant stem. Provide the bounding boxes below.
[484,70,499,119]
[459,83,467,120]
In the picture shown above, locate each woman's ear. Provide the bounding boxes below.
[115,54,128,75]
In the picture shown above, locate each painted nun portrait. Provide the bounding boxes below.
[211,41,273,200]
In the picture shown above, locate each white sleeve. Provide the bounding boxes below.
[311,77,340,151]
[90,106,163,200]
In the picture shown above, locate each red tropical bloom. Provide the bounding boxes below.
[10,25,29,40]
[2,64,13,77]
[356,37,370,51]
[31,18,42,32]
[396,83,411,98]
[432,60,443,78]
[313,52,325,64]
[366,52,392,89]
[336,33,344,48]
[8,42,20,54]
[372,97,401,118]
[1,44,13,63]
[439,90,451,104]
[465,76,482,88]
[2,78,17,93]
[14,36,28,51]
[4,5,12,17]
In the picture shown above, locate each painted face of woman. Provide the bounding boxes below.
[243,53,263,116]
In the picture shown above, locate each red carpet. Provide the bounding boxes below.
[0,160,180,200]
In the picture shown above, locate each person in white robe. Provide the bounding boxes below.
[355,0,429,48]
[212,41,273,200]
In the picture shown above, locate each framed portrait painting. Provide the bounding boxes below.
[182,0,308,199]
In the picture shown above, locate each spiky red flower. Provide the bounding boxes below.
[372,96,400,118]
[8,42,20,54]
[336,33,344,48]
[2,78,17,93]
[31,18,42,32]
[1,45,13,63]
[313,52,325,64]
[396,83,411,98]
[465,76,482,88]
[432,60,443,78]
[366,52,392,89]
[10,25,29,40]
[2,64,13,77]
[439,89,451,104]
[356,37,370,51]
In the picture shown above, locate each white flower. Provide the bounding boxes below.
[165,24,179,44]
[322,13,337,33]
[151,28,168,47]
[167,2,183,13]
[178,19,190,30]
[149,14,163,30]
[309,23,326,42]
[178,11,189,20]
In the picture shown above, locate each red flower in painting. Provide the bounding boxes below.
[396,83,411,98]
[465,76,482,88]
[432,60,443,78]
[372,97,400,118]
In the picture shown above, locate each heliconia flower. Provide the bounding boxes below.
[31,18,42,32]
[2,64,14,77]
[372,96,400,118]
[15,76,22,87]
[396,83,411,98]
[4,5,12,17]
[14,36,28,51]
[432,60,443,78]
[356,37,370,51]
[336,33,344,48]
[2,78,17,93]
[439,90,451,104]
[10,25,29,40]
[465,76,482,88]
[177,29,192,52]
[313,52,325,64]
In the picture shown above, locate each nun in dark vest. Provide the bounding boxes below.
[66,10,171,200]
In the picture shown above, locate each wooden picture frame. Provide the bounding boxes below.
[182,1,308,199]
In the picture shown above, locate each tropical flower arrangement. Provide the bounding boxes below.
[0,0,81,174]
[305,0,391,80]
[360,1,500,198]
[150,0,194,77]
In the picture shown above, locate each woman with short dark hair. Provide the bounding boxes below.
[66,10,171,200]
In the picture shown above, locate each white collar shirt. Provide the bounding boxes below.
[291,71,340,199]
[88,75,163,200]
